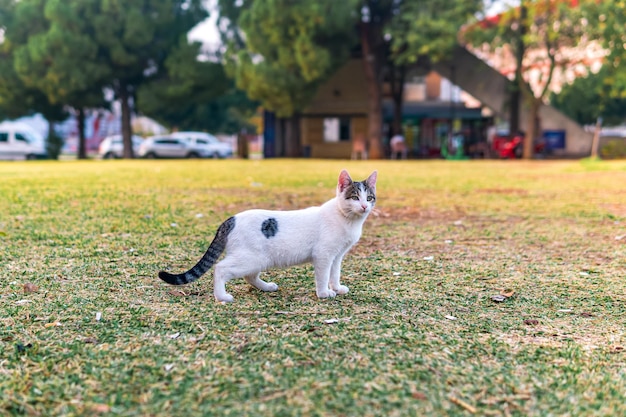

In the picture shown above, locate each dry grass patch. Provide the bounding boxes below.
[1,159,626,416]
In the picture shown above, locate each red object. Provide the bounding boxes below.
[492,133,545,159]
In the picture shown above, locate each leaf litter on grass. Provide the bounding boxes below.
[1,160,626,416]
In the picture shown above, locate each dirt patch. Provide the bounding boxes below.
[373,206,467,222]
[600,204,626,218]
[476,188,529,196]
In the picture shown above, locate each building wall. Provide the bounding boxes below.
[434,46,592,157]
[301,59,369,158]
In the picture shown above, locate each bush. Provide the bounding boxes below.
[46,134,64,160]
[600,139,626,159]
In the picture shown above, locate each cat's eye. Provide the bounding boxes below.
[367,196,375,202]
[351,195,359,201]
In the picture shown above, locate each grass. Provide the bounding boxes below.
[1,158,625,416]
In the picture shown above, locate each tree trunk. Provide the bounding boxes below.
[509,87,521,135]
[284,113,301,157]
[590,117,603,159]
[390,65,406,137]
[45,121,59,160]
[523,98,539,159]
[359,22,384,160]
[119,84,134,159]
[275,117,286,157]
[237,131,249,159]
[511,3,527,136]
[77,108,87,160]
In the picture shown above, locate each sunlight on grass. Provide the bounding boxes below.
[1,159,625,416]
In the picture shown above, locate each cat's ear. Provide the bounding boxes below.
[366,170,377,189]
[338,169,352,192]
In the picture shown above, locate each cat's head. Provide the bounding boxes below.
[336,170,377,218]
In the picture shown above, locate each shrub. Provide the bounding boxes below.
[46,134,64,160]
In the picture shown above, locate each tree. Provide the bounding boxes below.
[550,67,626,126]
[465,0,589,159]
[39,0,208,158]
[10,0,109,159]
[2,0,210,159]
[136,41,256,133]
[381,0,485,142]
[0,0,68,158]
[219,0,484,159]
[218,0,356,156]
[582,0,626,102]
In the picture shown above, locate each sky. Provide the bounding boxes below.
[188,0,220,46]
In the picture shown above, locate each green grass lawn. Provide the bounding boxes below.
[1,158,625,416]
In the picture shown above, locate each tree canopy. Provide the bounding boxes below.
[219,0,485,158]
[464,0,590,159]
[219,0,356,118]
[1,0,216,158]
[550,67,626,126]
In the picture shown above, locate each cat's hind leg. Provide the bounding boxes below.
[245,273,278,293]
[213,257,246,302]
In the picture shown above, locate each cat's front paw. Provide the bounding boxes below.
[316,289,337,299]
[333,285,349,295]
[265,282,279,292]
[215,293,234,303]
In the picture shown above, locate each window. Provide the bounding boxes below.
[16,131,39,144]
[196,139,208,145]
[323,117,351,142]
[155,139,181,145]
[0,133,8,143]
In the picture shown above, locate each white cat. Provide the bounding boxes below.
[159,169,377,302]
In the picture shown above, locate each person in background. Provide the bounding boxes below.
[390,133,407,159]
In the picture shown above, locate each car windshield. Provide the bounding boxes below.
[16,131,41,144]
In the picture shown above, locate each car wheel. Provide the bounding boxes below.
[25,154,37,160]
[187,152,200,159]
[145,152,157,159]
[103,152,115,159]
[212,152,220,159]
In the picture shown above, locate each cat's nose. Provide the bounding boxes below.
[361,204,368,211]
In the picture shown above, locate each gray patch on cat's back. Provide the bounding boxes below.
[261,218,278,238]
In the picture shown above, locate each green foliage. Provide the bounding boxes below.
[600,140,626,159]
[581,0,626,99]
[550,68,626,125]
[2,0,212,157]
[11,0,108,106]
[0,1,67,123]
[45,132,64,160]
[220,0,357,117]
[390,0,483,64]
[137,41,256,133]
[465,1,587,101]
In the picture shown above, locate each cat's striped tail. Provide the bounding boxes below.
[158,217,236,285]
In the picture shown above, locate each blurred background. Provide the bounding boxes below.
[0,0,624,160]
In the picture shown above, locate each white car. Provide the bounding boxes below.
[138,133,233,159]
[170,131,233,158]
[98,135,144,159]
[0,122,47,160]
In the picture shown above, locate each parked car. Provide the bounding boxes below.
[0,122,47,160]
[98,135,144,159]
[169,131,233,158]
[138,133,233,159]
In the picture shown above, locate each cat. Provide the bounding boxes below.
[158,169,377,302]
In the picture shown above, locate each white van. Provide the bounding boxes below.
[0,122,47,160]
